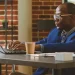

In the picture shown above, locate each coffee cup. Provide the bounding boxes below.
[25,42,35,54]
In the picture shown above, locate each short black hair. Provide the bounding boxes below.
[65,2,75,14]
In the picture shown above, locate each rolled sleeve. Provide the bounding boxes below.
[39,44,44,52]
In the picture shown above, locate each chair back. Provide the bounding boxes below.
[37,20,55,30]
[37,20,55,40]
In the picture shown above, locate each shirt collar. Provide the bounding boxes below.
[61,27,75,37]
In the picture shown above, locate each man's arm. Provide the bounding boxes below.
[35,28,59,51]
[42,40,75,53]
[36,38,47,44]
[36,28,57,44]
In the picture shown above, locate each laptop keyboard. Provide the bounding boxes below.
[4,49,26,54]
[0,46,26,54]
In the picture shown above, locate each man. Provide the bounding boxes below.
[9,2,75,75]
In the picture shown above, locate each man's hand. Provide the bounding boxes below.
[35,44,41,51]
[8,41,41,51]
[8,41,25,50]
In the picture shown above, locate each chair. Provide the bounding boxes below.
[37,20,55,40]
[9,72,26,75]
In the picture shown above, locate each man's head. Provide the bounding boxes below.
[54,2,75,31]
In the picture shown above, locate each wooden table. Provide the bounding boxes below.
[0,53,75,75]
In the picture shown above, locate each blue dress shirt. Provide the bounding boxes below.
[34,27,75,75]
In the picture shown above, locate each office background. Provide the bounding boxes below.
[0,0,73,75]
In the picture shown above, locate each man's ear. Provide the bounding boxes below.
[72,15,75,19]
[72,15,75,24]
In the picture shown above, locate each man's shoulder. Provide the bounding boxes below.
[48,27,60,36]
[50,27,59,33]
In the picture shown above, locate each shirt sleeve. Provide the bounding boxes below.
[42,39,75,53]
[39,44,44,52]
[36,38,47,44]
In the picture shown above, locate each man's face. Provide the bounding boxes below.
[54,4,73,30]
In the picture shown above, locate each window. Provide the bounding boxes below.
[63,0,75,3]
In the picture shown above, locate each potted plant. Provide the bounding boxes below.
[2,19,8,29]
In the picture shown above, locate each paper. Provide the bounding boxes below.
[27,53,55,57]
[55,52,73,61]
[27,53,75,57]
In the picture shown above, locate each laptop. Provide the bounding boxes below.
[0,46,26,54]
[0,46,40,54]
